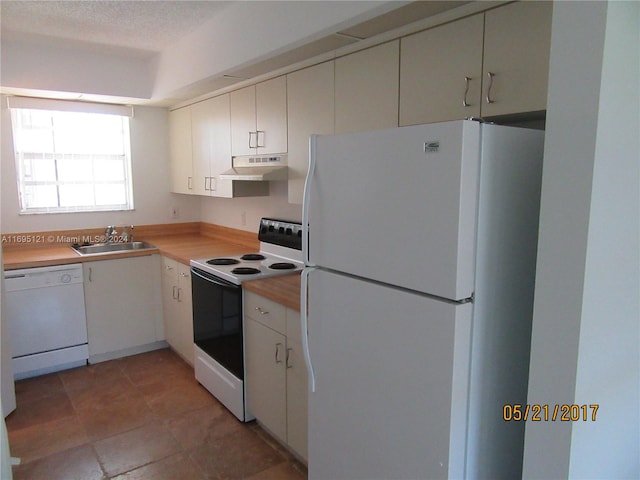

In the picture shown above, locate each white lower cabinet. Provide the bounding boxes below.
[244,291,308,461]
[83,255,165,363]
[160,256,194,365]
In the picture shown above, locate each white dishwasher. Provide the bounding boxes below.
[4,263,88,379]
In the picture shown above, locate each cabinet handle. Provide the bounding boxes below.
[177,287,182,302]
[204,177,210,191]
[172,285,178,300]
[188,176,193,190]
[88,267,92,282]
[180,272,189,278]
[275,343,283,364]
[286,348,293,369]
[463,76,471,107]
[166,265,174,272]
[256,130,265,148]
[255,306,269,315]
[210,176,216,192]
[486,71,496,104]
[249,131,257,149]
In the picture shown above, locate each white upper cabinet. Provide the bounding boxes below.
[168,107,193,194]
[208,94,234,198]
[191,99,213,196]
[230,85,255,157]
[399,1,552,124]
[169,2,552,200]
[287,61,335,204]
[335,40,400,134]
[191,94,234,198]
[230,76,287,156]
[399,14,484,126]
[481,0,553,117]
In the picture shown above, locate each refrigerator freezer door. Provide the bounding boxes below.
[307,268,473,480]
[307,120,480,301]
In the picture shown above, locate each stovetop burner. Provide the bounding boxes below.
[269,262,296,270]
[240,253,266,261]
[231,267,262,275]
[207,258,241,266]
[190,218,303,285]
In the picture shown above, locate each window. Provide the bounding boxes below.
[9,99,134,214]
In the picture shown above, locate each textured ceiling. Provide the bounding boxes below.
[0,0,233,55]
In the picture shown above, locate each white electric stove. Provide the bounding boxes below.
[190,218,302,421]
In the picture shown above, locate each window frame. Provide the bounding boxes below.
[8,97,135,215]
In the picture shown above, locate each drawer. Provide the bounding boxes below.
[244,291,286,334]
[161,256,178,280]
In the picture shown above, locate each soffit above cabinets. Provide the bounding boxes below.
[338,1,471,40]
[222,1,471,84]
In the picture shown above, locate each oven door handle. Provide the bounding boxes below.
[190,267,239,289]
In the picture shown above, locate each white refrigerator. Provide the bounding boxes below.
[301,120,544,479]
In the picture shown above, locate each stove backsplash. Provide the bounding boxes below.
[258,218,302,250]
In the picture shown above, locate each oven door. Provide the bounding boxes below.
[191,267,243,379]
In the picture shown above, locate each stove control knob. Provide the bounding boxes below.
[286,228,292,235]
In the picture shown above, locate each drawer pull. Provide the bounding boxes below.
[275,343,283,363]
[255,306,269,315]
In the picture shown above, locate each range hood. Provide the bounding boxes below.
[220,155,288,181]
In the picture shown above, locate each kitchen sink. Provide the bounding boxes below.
[71,241,157,256]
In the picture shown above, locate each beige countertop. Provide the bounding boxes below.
[2,222,300,310]
[243,272,302,312]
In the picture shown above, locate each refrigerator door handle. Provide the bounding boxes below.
[301,266,317,392]
[302,135,318,267]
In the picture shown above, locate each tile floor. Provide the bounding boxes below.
[5,348,307,480]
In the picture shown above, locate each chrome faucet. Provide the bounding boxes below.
[105,225,117,243]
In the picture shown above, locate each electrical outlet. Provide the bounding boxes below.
[171,206,179,219]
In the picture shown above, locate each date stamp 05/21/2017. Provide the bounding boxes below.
[503,404,600,422]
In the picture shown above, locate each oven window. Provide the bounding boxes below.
[191,268,244,379]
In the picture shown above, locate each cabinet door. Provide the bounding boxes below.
[161,258,194,365]
[256,76,288,155]
[174,263,194,365]
[245,317,287,442]
[161,257,179,350]
[400,15,484,126]
[287,61,335,204]
[285,309,308,461]
[168,107,193,194]
[481,1,553,116]
[84,255,163,359]
[191,99,213,196]
[208,93,233,198]
[335,40,400,134]
[230,85,256,157]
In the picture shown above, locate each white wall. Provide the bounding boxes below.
[0,37,154,100]
[523,1,640,478]
[0,99,200,233]
[200,181,301,233]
